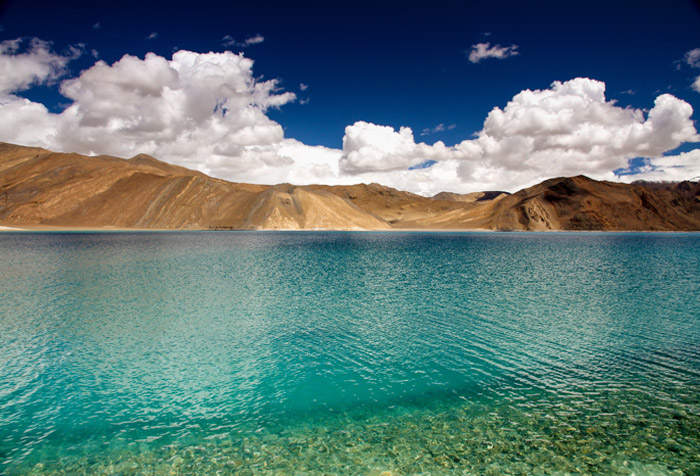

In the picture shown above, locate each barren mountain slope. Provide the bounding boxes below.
[307,183,476,226]
[432,191,509,203]
[0,143,389,230]
[237,184,390,230]
[475,176,700,231]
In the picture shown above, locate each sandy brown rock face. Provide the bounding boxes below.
[478,176,700,231]
[237,184,390,230]
[432,191,509,203]
[0,143,391,230]
[0,144,253,229]
[1,142,699,231]
[308,183,473,226]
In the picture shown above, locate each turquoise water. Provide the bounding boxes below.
[1,231,699,475]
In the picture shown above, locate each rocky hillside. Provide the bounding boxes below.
[1,142,698,231]
[480,176,700,231]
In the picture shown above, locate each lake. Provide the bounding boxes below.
[1,231,699,475]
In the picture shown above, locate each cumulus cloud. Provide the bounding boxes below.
[467,42,519,63]
[693,76,700,93]
[0,44,349,185]
[472,81,697,186]
[0,39,698,195]
[341,122,452,173]
[222,34,265,48]
[339,78,699,193]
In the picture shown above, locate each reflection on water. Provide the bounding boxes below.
[0,231,699,475]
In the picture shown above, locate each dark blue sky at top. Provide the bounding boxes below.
[1,0,700,150]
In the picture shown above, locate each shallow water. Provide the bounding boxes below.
[1,231,699,475]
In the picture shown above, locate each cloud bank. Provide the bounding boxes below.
[338,78,698,192]
[0,39,698,195]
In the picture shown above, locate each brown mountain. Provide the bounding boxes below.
[479,176,700,231]
[432,190,509,203]
[1,142,698,231]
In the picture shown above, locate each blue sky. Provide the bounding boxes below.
[1,0,700,194]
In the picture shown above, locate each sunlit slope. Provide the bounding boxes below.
[0,143,385,230]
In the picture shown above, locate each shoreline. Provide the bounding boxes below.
[2,224,700,234]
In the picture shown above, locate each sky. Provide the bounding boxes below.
[1,0,700,195]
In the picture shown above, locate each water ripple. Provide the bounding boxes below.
[1,231,699,474]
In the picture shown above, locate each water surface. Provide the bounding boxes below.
[1,232,699,475]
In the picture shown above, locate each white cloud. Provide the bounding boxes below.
[467,42,519,63]
[339,78,699,193]
[0,40,698,196]
[0,45,329,184]
[422,123,446,135]
[299,83,308,91]
[478,79,696,162]
[244,35,264,46]
[278,140,342,184]
[684,48,700,68]
[222,34,265,48]
[619,149,700,182]
[467,78,699,188]
[0,38,78,95]
[681,49,700,93]
[146,32,158,40]
[92,22,100,30]
[420,123,455,135]
[340,121,459,174]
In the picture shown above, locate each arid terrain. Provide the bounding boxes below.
[1,142,699,231]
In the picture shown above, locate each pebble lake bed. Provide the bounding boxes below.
[1,231,698,475]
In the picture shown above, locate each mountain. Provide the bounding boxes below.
[432,190,509,203]
[1,142,699,231]
[0,143,387,230]
[480,176,700,231]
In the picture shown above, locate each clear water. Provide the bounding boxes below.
[1,231,699,476]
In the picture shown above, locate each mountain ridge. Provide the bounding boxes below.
[1,142,699,231]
